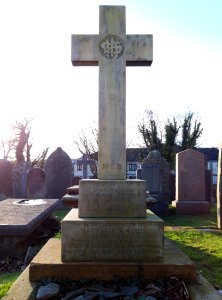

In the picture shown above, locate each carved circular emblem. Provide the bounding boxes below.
[99,35,124,60]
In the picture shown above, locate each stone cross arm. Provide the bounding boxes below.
[71,34,153,66]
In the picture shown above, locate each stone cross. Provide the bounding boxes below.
[71,5,153,180]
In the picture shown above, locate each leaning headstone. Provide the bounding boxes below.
[217,144,222,229]
[0,159,12,199]
[139,150,170,216]
[172,149,210,214]
[45,147,73,199]
[26,167,46,198]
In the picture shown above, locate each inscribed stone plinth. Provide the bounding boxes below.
[217,145,222,229]
[79,179,146,217]
[45,147,73,199]
[172,149,210,214]
[138,150,170,216]
[62,209,163,262]
[0,198,60,259]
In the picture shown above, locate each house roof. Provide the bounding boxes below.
[73,147,218,163]
[196,147,218,161]
[126,148,149,162]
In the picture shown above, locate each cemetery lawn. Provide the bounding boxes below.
[0,272,21,298]
[164,205,217,229]
[164,205,222,289]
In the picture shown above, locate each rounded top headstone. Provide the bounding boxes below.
[45,148,73,199]
[148,150,161,159]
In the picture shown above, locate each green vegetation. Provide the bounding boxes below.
[163,205,222,288]
[53,209,70,221]
[0,272,21,299]
[165,205,217,229]
[164,229,222,289]
[138,110,203,168]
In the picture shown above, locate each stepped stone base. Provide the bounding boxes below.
[5,263,222,300]
[172,200,210,214]
[29,238,196,282]
[61,209,164,262]
[79,179,147,217]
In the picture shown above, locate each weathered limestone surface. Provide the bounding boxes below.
[71,6,152,180]
[30,238,196,282]
[62,209,163,262]
[78,179,147,217]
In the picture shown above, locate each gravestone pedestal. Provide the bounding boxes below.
[62,208,164,262]
[79,179,147,217]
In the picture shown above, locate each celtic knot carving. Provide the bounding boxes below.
[99,35,124,60]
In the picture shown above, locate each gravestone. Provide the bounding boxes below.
[0,198,60,259]
[205,168,212,203]
[61,5,164,264]
[169,171,176,202]
[217,145,222,229]
[13,161,32,198]
[0,159,12,199]
[26,167,46,198]
[27,5,197,287]
[45,147,73,199]
[138,150,170,216]
[172,149,210,214]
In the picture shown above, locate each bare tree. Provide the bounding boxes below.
[74,126,98,177]
[31,147,49,169]
[13,119,31,165]
[1,133,17,160]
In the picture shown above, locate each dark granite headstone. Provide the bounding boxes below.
[169,171,176,203]
[45,147,73,199]
[26,167,46,198]
[139,150,170,216]
[0,159,12,198]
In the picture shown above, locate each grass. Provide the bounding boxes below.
[163,205,222,288]
[52,209,70,221]
[0,272,22,299]
[164,205,217,229]
[164,229,222,288]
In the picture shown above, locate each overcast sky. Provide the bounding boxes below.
[0,0,222,159]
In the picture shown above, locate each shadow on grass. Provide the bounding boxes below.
[163,205,217,229]
[165,229,222,289]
